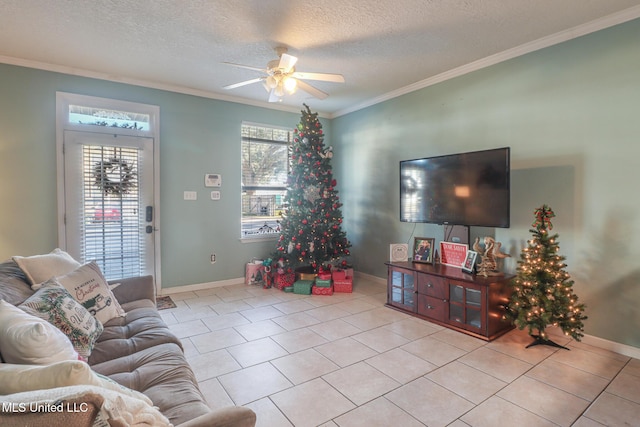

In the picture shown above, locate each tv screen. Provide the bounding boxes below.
[400,147,510,228]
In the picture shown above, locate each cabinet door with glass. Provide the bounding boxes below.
[388,266,417,312]
[448,280,485,333]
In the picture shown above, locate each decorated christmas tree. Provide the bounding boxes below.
[274,104,351,273]
[504,204,587,348]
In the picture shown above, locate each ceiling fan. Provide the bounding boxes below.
[222,47,345,102]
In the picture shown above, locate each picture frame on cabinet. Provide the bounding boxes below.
[413,237,435,264]
[462,250,477,274]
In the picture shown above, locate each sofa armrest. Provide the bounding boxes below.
[175,406,256,427]
[108,275,156,305]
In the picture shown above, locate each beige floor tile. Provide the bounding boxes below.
[571,416,608,427]
[461,396,557,427]
[271,327,328,353]
[323,362,400,405]
[315,337,379,367]
[382,317,442,340]
[238,305,284,322]
[498,376,590,426]
[197,377,235,410]
[310,318,362,341]
[333,397,424,427]
[243,397,293,427]
[188,349,241,381]
[172,305,217,322]
[218,362,292,406]
[233,319,287,341]
[431,328,486,352]
[352,326,411,352]
[306,304,352,322]
[242,294,285,309]
[459,347,532,382]
[401,335,467,366]
[164,290,198,301]
[272,311,321,331]
[211,300,254,315]
[622,357,640,377]
[386,377,474,427]
[218,289,255,302]
[201,312,250,331]
[366,347,438,384]
[550,346,627,380]
[271,348,340,384]
[583,392,640,426]
[333,298,378,314]
[270,378,355,427]
[427,360,507,404]
[183,294,224,309]
[226,337,288,367]
[168,319,210,338]
[342,309,399,331]
[486,327,557,364]
[190,328,247,353]
[273,299,316,314]
[526,359,610,401]
[606,372,640,404]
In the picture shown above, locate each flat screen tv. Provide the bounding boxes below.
[400,147,510,228]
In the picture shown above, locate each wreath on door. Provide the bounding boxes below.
[93,157,136,196]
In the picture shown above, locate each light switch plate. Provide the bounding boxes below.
[210,191,221,200]
[183,191,197,200]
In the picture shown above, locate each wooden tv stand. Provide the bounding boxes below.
[385,261,514,341]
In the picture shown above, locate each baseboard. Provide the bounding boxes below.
[581,334,640,360]
[354,270,386,285]
[159,276,244,295]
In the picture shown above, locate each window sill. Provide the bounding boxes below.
[240,235,279,243]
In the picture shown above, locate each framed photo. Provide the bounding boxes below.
[462,250,477,274]
[412,237,435,264]
[440,241,468,268]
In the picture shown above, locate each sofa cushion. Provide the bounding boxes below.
[12,248,81,290]
[0,360,151,405]
[90,342,211,426]
[54,261,126,324]
[19,281,104,359]
[0,259,34,306]
[88,299,182,365]
[0,300,78,364]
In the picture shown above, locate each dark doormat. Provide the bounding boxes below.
[156,295,177,310]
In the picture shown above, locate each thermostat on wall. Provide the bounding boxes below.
[205,173,222,187]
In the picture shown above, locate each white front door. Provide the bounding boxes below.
[62,130,156,281]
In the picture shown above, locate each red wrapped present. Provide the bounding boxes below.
[334,280,353,293]
[332,268,354,281]
[275,272,296,290]
[317,272,332,280]
[312,285,334,296]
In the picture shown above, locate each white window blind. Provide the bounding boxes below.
[241,124,291,237]
[81,145,144,279]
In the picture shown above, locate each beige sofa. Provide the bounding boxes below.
[0,258,256,427]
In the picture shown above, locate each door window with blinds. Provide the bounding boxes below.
[241,123,291,238]
[57,92,159,284]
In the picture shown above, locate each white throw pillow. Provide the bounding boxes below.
[19,281,104,359]
[0,300,78,364]
[12,248,81,290]
[0,360,152,405]
[54,262,125,324]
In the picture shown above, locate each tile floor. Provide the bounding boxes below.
[160,277,640,427]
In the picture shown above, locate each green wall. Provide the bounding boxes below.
[1,18,639,348]
[0,65,317,287]
[332,18,640,348]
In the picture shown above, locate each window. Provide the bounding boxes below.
[241,123,292,238]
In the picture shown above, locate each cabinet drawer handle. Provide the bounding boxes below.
[427,283,433,288]
[443,299,448,303]
[427,305,434,310]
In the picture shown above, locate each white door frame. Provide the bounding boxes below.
[56,92,162,291]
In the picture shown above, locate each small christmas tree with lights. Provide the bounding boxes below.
[504,205,587,349]
[274,104,351,273]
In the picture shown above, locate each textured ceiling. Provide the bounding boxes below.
[1,0,640,117]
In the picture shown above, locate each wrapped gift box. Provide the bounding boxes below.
[293,280,313,295]
[332,268,354,281]
[312,285,334,296]
[245,261,265,285]
[334,280,353,293]
[317,272,332,280]
[283,286,294,293]
[275,272,296,290]
[315,279,332,288]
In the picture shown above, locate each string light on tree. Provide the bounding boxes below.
[503,204,587,349]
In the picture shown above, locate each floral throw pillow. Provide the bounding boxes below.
[19,281,104,359]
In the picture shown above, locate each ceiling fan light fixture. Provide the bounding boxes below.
[266,75,278,89]
[283,76,297,94]
[274,83,285,97]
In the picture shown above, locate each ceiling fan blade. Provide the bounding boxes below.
[278,53,298,72]
[223,77,264,90]
[221,62,268,73]
[296,80,329,100]
[292,71,345,83]
[268,89,281,103]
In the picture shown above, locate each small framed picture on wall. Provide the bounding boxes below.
[413,237,435,264]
